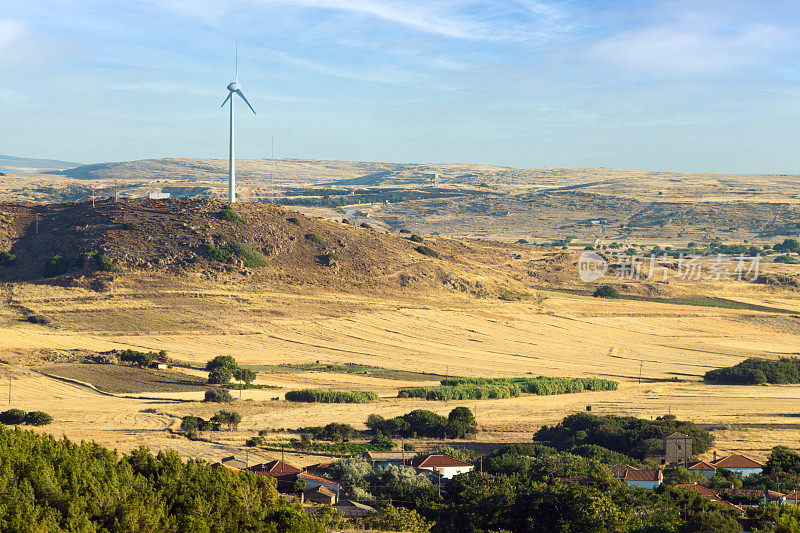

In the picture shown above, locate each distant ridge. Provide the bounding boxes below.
[0,155,81,173]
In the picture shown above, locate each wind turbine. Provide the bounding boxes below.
[221,44,256,203]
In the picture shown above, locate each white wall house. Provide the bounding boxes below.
[711,454,764,478]
[623,469,663,490]
[411,454,474,479]
[687,460,717,478]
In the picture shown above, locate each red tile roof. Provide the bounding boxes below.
[711,454,764,469]
[623,469,663,482]
[673,484,721,499]
[687,460,717,471]
[298,471,340,487]
[784,491,800,501]
[411,454,473,468]
[305,485,336,498]
[248,460,302,476]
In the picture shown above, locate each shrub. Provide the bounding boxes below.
[774,254,800,264]
[119,349,158,367]
[399,228,411,234]
[360,223,373,229]
[341,218,350,224]
[23,411,53,426]
[415,245,439,258]
[228,243,268,267]
[593,285,620,298]
[217,205,243,223]
[0,251,16,266]
[44,255,70,277]
[305,233,325,245]
[287,216,301,226]
[204,388,234,403]
[26,314,50,325]
[245,436,264,447]
[284,389,378,403]
[202,243,233,263]
[517,239,529,244]
[0,409,27,425]
[409,234,424,243]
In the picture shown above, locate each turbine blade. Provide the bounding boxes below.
[221,92,232,107]
[235,89,256,114]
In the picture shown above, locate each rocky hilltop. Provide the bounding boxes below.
[0,198,558,296]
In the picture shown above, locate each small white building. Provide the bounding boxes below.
[711,454,764,478]
[148,192,171,200]
[687,460,717,478]
[623,469,663,490]
[410,454,473,479]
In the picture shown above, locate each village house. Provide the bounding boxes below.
[210,455,248,471]
[362,450,408,468]
[646,432,693,466]
[623,469,663,490]
[686,460,717,478]
[782,490,800,504]
[410,454,473,479]
[303,485,337,505]
[672,484,745,516]
[711,454,764,478]
[248,460,302,477]
[332,499,374,519]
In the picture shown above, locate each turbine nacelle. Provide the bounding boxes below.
[227,81,240,92]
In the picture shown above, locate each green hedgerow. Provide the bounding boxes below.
[284,389,377,403]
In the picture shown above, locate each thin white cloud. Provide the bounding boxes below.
[0,18,26,50]
[590,20,787,75]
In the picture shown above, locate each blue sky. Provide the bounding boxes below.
[2,0,799,172]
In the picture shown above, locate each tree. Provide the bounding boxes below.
[204,388,233,403]
[208,367,233,384]
[775,239,800,253]
[205,355,238,374]
[0,409,27,425]
[593,285,620,298]
[447,407,477,438]
[23,411,53,426]
[234,368,256,384]
[211,410,241,431]
[369,504,433,532]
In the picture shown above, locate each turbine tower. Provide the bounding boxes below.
[221,45,256,203]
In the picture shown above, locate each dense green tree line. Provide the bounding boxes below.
[366,408,476,439]
[0,425,318,532]
[399,377,618,401]
[704,357,800,385]
[533,413,713,459]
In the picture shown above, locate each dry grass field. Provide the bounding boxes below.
[2,265,800,464]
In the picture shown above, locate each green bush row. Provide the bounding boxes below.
[399,376,618,400]
[284,389,378,403]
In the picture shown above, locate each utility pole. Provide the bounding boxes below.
[91,189,96,208]
[271,136,274,159]
[639,361,643,385]
[8,377,11,405]
[114,180,118,202]
[35,214,39,234]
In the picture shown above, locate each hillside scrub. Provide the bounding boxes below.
[217,205,244,223]
[0,426,314,531]
[593,285,620,298]
[704,357,800,385]
[201,242,268,268]
[304,233,325,245]
[398,377,618,400]
[44,254,70,277]
[533,413,713,459]
[0,251,16,266]
[284,389,378,403]
[415,245,439,258]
